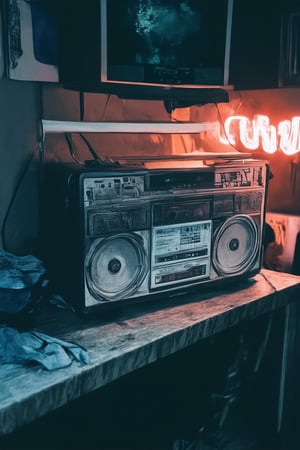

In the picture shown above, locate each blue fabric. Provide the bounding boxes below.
[0,287,32,313]
[0,249,47,314]
[0,326,90,370]
[0,249,46,289]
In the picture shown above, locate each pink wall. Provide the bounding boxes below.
[43,86,300,215]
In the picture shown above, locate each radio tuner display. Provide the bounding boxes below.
[151,219,212,289]
[150,199,212,288]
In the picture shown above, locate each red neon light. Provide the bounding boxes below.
[220,114,300,155]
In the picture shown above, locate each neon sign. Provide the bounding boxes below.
[220,114,300,155]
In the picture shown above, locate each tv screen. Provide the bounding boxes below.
[58,0,233,100]
[102,0,233,87]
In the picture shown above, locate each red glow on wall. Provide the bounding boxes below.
[220,114,300,155]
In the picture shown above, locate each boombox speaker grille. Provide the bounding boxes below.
[213,215,259,276]
[85,233,148,301]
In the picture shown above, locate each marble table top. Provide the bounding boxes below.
[0,269,300,436]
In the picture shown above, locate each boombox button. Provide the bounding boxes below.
[108,258,122,274]
[229,238,240,251]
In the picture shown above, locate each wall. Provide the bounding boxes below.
[209,88,300,215]
[41,86,172,162]
[0,77,40,255]
[42,85,300,215]
[0,3,40,255]
[2,77,300,255]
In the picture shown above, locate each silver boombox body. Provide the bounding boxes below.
[41,158,269,313]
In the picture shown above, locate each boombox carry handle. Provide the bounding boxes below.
[40,119,217,140]
[39,119,250,162]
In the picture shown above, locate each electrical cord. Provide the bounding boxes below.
[1,147,38,252]
[214,102,244,153]
[64,133,84,164]
[77,90,115,164]
[79,133,102,162]
[79,91,85,121]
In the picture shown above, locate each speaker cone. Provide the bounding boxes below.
[85,233,148,301]
[213,215,259,276]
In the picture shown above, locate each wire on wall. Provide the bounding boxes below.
[79,133,101,162]
[64,133,84,165]
[1,147,38,252]
[79,91,85,121]
[214,103,243,153]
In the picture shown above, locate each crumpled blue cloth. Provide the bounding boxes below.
[0,287,33,314]
[0,326,90,370]
[0,249,47,313]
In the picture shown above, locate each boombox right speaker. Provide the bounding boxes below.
[41,159,269,314]
[213,214,259,276]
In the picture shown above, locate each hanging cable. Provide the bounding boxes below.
[79,133,102,162]
[1,148,38,251]
[64,133,84,164]
[215,103,243,153]
[79,91,85,121]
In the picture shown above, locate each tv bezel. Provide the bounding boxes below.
[57,0,233,102]
[100,0,234,90]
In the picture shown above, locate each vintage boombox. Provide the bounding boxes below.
[41,158,269,313]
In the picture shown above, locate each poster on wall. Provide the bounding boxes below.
[5,0,59,82]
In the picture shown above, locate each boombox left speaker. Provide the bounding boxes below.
[41,159,269,313]
[85,232,149,301]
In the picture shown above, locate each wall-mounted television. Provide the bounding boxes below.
[58,0,233,102]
